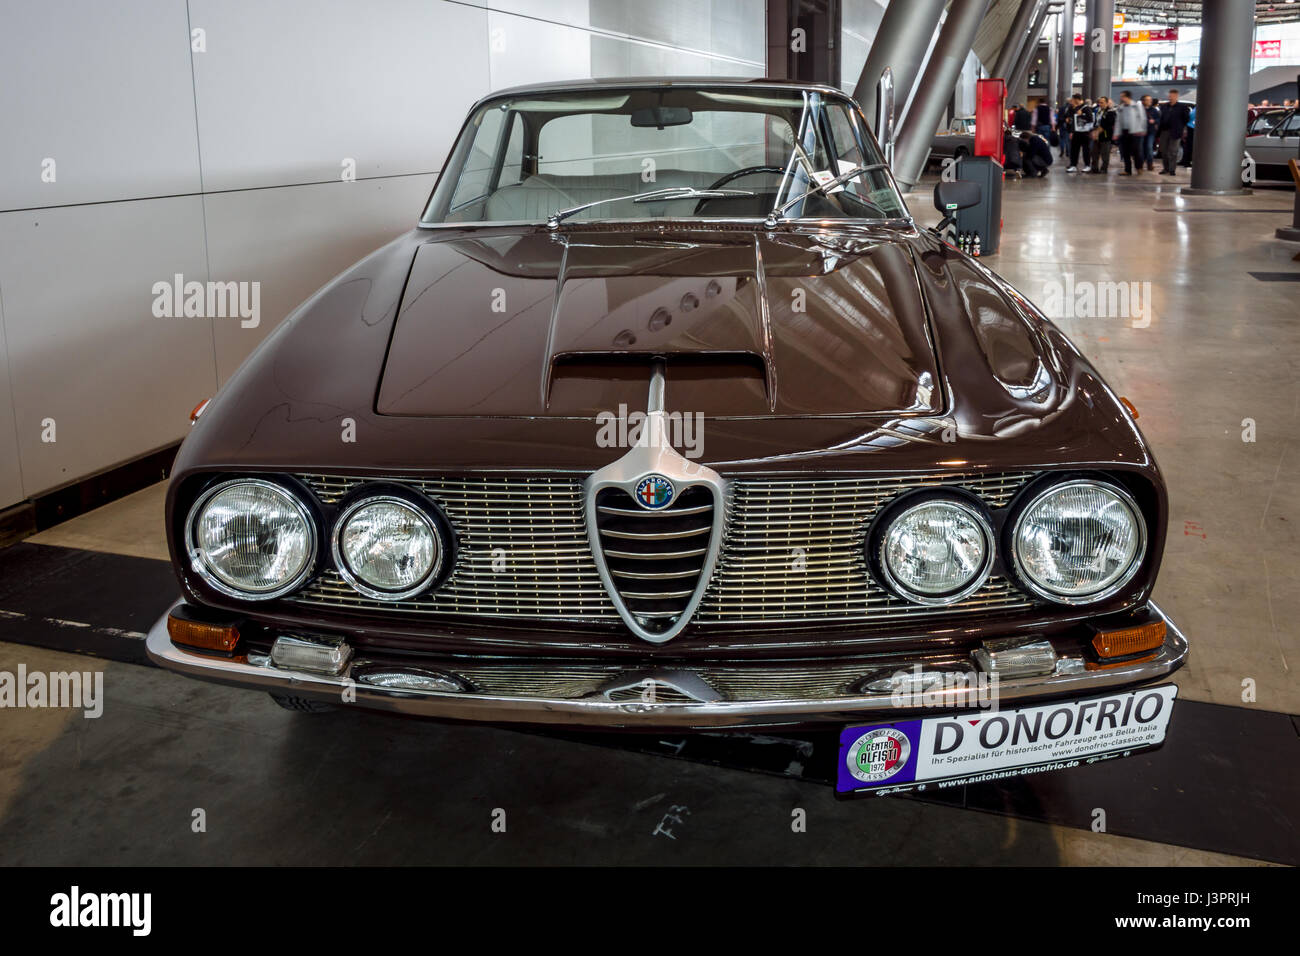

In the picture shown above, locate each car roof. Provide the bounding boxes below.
[478,76,850,100]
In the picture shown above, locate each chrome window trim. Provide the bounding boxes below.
[185,477,318,601]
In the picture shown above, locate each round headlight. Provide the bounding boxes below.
[1011,480,1146,604]
[877,496,994,605]
[187,479,316,599]
[332,496,444,600]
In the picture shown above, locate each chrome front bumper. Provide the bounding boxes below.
[146,602,1189,730]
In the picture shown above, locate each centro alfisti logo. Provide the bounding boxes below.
[846,727,911,783]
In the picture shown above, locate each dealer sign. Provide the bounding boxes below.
[837,685,1178,795]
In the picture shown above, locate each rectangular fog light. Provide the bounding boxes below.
[973,637,1058,679]
[270,634,352,676]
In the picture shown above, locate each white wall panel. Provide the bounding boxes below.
[0,295,25,507]
[488,0,765,66]
[0,198,214,497]
[203,175,435,382]
[0,0,785,510]
[0,0,201,212]
[485,11,595,89]
[189,0,490,192]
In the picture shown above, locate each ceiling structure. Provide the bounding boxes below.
[1114,1,1300,27]
[972,0,1300,71]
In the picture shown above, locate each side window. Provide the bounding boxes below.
[1282,112,1300,136]
[501,113,525,184]
[450,107,505,209]
[827,106,866,169]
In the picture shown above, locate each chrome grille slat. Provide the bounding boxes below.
[696,472,1034,623]
[290,471,1038,627]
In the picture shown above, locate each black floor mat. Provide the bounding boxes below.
[1,541,1296,864]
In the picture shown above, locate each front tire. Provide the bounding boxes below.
[269,693,335,713]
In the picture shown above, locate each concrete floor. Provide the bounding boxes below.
[3,168,1297,865]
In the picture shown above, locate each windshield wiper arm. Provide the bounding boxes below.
[765,163,887,226]
[546,187,755,229]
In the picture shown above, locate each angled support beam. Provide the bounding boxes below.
[1009,2,1056,102]
[993,0,1042,81]
[852,0,947,128]
[892,0,994,191]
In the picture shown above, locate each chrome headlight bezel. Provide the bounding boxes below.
[185,477,318,601]
[869,490,996,606]
[1008,478,1148,605]
[330,489,452,602]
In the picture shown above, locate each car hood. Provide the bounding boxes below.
[375,227,941,419]
[173,223,1155,476]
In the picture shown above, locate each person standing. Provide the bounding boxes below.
[1065,95,1095,172]
[1157,89,1192,176]
[1181,103,1196,168]
[1093,97,1117,174]
[1142,95,1159,171]
[1014,102,1033,131]
[1035,97,1053,139]
[1117,91,1146,175]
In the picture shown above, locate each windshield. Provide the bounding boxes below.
[421,86,907,226]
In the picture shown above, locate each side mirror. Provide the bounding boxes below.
[875,68,896,166]
[933,180,981,235]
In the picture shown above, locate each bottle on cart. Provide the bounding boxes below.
[973,234,982,258]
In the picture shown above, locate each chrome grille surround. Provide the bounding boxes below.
[289,470,1037,627]
[593,485,717,636]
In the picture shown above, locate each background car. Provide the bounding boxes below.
[928,115,977,166]
[1246,108,1300,181]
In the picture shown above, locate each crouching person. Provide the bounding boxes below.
[1019,131,1054,178]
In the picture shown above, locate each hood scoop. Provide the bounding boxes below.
[584,363,726,644]
[377,230,940,419]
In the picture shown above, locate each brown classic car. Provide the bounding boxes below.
[148,79,1185,792]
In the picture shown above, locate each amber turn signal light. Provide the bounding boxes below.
[167,613,240,652]
[1119,397,1139,420]
[1092,620,1165,659]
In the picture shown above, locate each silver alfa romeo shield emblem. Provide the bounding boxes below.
[634,474,674,510]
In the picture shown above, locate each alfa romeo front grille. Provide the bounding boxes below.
[290,471,1038,628]
[593,486,716,636]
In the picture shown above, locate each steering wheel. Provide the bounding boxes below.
[694,166,787,214]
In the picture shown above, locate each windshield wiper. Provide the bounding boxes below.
[546,187,755,229]
[765,163,887,226]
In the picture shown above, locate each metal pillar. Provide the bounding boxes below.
[852,0,947,128]
[1089,0,1114,103]
[1057,0,1075,105]
[1047,14,1060,110]
[1187,0,1256,195]
[892,0,993,190]
[1081,0,1096,100]
[1009,2,1052,103]
[993,0,1040,80]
